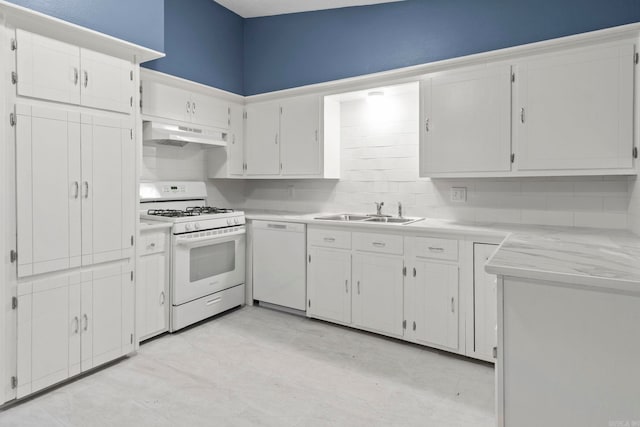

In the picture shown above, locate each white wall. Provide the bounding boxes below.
[230,87,632,229]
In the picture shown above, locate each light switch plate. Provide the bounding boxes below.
[450,187,467,203]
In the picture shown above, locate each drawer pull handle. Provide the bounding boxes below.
[345,279,348,293]
[206,297,222,306]
[323,237,335,242]
[372,242,386,247]
[428,247,444,252]
[148,242,156,249]
[160,291,165,305]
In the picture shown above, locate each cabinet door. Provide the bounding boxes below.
[227,103,245,176]
[515,42,635,171]
[137,253,167,339]
[280,95,321,176]
[80,49,133,114]
[16,105,81,277]
[141,80,191,123]
[85,268,129,369]
[307,247,351,324]
[16,29,81,105]
[81,115,132,265]
[16,274,78,398]
[352,253,404,337]
[421,65,512,175]
[190,92,229,129]
[413,260,459,350]
[245,102,280,175]
[473,244,498,361]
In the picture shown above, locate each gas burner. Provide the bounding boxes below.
[146,209,199,218]
[185,206,235,215]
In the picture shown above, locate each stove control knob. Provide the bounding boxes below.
[226,219,232,226]
[185,223,192,231]
[234,218,240,224]
[194,223,201,230]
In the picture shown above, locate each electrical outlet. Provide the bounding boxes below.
[450,187,467,203]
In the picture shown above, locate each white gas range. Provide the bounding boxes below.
[140,181,245,332]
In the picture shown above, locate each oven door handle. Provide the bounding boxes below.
[175,229,246,247]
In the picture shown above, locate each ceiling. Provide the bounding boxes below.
[214,0,405,18]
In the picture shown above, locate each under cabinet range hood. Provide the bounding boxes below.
[143,121,228,147]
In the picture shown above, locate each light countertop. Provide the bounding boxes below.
[244,210,640,294]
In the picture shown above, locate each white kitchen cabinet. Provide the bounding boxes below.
[280,95,321,176]
[141,80,229,129]
[136,229,169,341]
[307,228,352,324]
[16,29,133,114]
[16,104,134,277]
[420,64,512,176]
[513,41,635,172]
[208,102,245,178]
[351,252,404,338]
[405,236,460,351]
[16,264,133,398]
[472,243,498,362]
[245,101,281,175]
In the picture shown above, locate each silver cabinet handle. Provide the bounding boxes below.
[206,297,221,306]
[372,242,386,247]
[345,279,348,293]
[275,133,278,144]
[186,101,191,114]
[413,267,416,277]
[425,118,430,132]
[315,129,318,141]
[192,102,196,114]
[451,297,455,313]
[357,280,360,295]
[520,107,525,123]
[73,316,79,334]
[160,291,165,305]
[83,314,88,331]
[73,68,79,86]
[73,181,79,199]
[428,247,444,252]
[83,181,89,198]
[267,224,287,229]
[148,242,156,249]
[83,70,88,88]
[323,237,335,242]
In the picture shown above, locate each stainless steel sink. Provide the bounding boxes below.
[313,214,423,225]
[314,214,370,221]
[364,217,423,224]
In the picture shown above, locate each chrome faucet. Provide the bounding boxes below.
[398,202,403,218]
[375,201,384,216]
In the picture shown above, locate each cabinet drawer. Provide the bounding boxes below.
[353,232,403,255]
[414,237,458,261]
[140,232,166,255]
[308,227,351,249]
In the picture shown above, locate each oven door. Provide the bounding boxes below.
[172,227,245,305]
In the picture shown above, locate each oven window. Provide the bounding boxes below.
[190,241,235,282]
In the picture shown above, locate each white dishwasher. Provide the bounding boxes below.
[252,220,306,311]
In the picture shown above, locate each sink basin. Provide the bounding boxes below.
[364,217,423,224]
[314,214,370,221]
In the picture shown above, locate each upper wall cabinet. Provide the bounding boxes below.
[420,64,512,176]
[16,29,134,114]
[211,94,339,179]
[141,80,230,130]
[420,39,637,178]
[513,41,635,173]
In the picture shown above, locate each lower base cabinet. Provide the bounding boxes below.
[136,229,169,341]
[473,243,498,362]
[16,262,134,398]
[307,246,351,324]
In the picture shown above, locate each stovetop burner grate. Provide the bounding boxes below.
[147,207,235,218]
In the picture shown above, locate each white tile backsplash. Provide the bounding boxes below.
[203,86,637,230]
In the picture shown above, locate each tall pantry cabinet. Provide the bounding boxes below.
[0,4,164,405]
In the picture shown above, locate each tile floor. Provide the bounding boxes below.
[0,306,495,426]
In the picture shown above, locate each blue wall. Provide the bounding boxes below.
[143,0,244,95]
[6,0,164,52]
[244,0,640,95]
